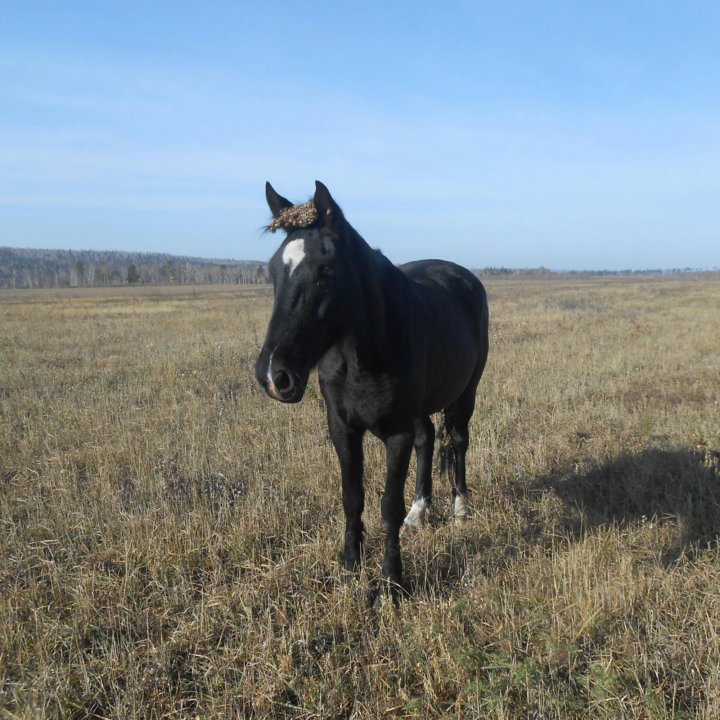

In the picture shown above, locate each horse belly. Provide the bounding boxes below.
[419,306,482,414]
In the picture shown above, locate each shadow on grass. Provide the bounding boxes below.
[533,446,720,563]
[405,445,720,599]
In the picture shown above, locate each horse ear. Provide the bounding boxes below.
[314,180,339,228]
[266,182,293,218]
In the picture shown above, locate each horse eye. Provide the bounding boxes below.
[318,266,333,280]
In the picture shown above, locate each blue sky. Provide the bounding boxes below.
[1,1,718,270]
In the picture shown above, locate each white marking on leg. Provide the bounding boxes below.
[403,497,430,529]
[282,238,306,275]
[453,494,471,519]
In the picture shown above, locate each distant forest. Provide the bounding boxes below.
[0,247,712,289]
[0,247,268,289]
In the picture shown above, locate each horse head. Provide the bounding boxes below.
[255,181,364,403]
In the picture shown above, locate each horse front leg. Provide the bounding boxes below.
[381,430,414,599]
[328,416,365,576]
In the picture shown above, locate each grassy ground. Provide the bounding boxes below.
[1,276,719,718]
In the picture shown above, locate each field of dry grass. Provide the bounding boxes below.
[1,276,719,718]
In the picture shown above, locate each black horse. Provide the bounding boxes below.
[256,181,489,599]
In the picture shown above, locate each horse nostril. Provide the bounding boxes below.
[273,370,294,393]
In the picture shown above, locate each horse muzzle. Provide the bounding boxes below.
[255,350,307,404]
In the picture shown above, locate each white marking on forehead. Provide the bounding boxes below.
[282,238,306,276]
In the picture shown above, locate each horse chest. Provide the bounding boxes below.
[319,356,412,432]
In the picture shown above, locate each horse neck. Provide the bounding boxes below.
[345,230,413,366]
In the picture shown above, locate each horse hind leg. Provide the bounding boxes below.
[442,389,477,521]
[403,416,434,530]
[445,293,488,522]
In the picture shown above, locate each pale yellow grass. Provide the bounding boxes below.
[0,277,719,718]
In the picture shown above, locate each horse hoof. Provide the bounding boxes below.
[401,519,422,535]
[372,585,403,610]
[370,586,393,610]
[339,572,359,593]
[402,497,430,532]
[453,495,472,521]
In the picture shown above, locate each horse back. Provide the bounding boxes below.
[400,259,488,331]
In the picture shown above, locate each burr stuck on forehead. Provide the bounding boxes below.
[268,201,319,233]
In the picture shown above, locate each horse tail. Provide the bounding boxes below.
[438,407,456,481]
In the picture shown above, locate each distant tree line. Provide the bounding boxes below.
[0,247,269,289]
[474,266,716,278]
[2,247,715,289]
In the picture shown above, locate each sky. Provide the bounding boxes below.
[1,1,719,271]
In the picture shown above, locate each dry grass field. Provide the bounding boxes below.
[1,276,719,718]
